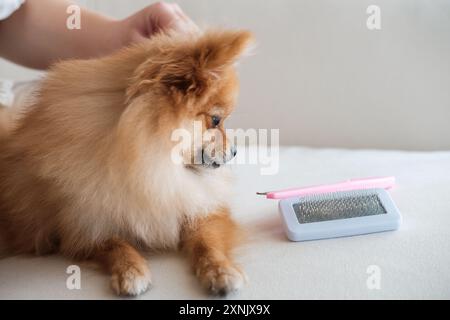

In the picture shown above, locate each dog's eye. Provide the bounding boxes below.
[211,115,221,127]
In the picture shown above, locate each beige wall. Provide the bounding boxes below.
[1,0,449,150]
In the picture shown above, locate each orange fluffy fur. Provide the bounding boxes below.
[0,29,253,296]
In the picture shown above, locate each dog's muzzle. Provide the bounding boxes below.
[202,145,237,169]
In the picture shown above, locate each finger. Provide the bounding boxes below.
[158,3,198,33]
[153,3,183,31]
[172,3,188,22]
[172,4,199,31]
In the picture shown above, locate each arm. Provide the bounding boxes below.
[0,0,196,69]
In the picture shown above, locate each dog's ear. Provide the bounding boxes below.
[163,30,253,97]
[127,30,254,102]
[192,29,254,72]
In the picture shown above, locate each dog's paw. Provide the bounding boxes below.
[198,262,247,296]
[110,265,152,296]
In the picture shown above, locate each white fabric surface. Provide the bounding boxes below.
[0,79,40,109]
[0,146,449,299]
[0,0,24,20]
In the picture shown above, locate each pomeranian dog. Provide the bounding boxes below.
[0,29,253,296]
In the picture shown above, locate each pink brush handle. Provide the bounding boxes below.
[265,176,396,199]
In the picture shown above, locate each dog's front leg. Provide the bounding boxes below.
[181,209,246,296]
[93,238,152,296]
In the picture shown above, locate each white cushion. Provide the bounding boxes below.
[1,146,449,299]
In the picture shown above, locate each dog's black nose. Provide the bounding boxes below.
[231,146,237,157]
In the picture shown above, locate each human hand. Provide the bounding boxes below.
[120,2,199,45]
[0,0,198,69]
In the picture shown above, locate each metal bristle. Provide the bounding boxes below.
[293,189,387,224]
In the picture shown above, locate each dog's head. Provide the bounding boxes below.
[124,29,253,170]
